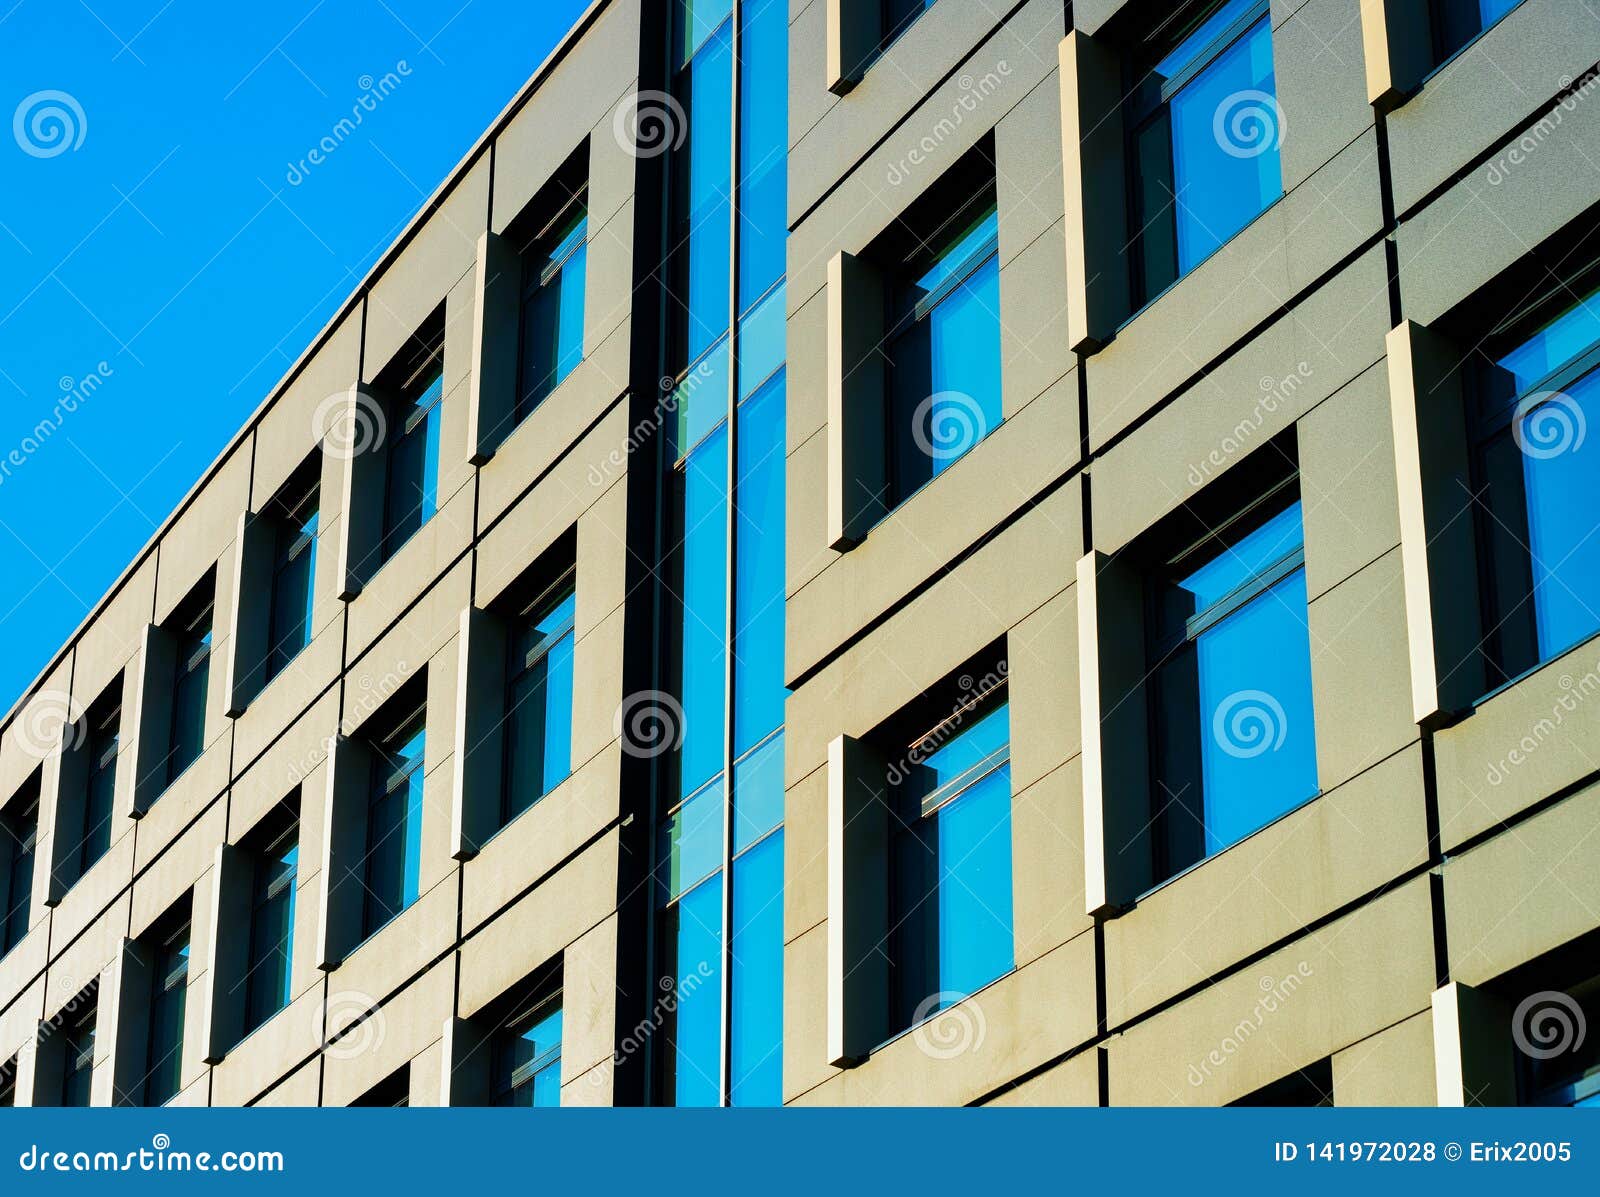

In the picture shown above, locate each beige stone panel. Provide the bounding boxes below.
[782,920,840,1102]
[71,558,157,710]
[230,608,343,774]
[1445,782,1600,988]
[249,1059,320,1107]
[0,657,73,817]
[324,876,459,1016]
[561,1059,613,1107]
[0,918,50,1019]
[573,475,629,644]
[1012,761,1089,967]
[345,487,475,662]
[1007,583,1079,794]
[132,732,229,874]
[229,690,339,849]
[982,1049,1098,1106]
[783,763,826,946]
[794,929,1097,1106]
[154,446,251,621]
[322,962,451,1107]
[560,912,618,1081]
[1106,745,1428,1027]
[996,72,1067,270]
[251,311,360,504]
[1331,1009,1437,1106]
[462,740,621,934]
[129,802,224,940]
[786,485,1080,782]
[458,830,618,1019]
[47,825,135,961]
[210,983,322,1106]
[44,891,130,1013]
[1108,879,1435,1106]
[0,976,45,1064]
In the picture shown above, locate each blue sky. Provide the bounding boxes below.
[0,0,591,714]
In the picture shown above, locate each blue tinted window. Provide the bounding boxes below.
[660,776,725,902]
[671,21,734,370]
[79,696,120,877]
[1,793,38,957]
[658,872,723,1106]
[1130,2,1281,305]
[166,600,212,787]
[676,426,729,798]
[517,201,587,422]
[730,828,783,1105]
[886,202,1003,506]
[244,830,297,1037]
[672,335,730,459]
[144,922,189,1105]
[737,284,785,402]
[1431,0,1524,64]
[733,372,787,752]
[679,0,733,63]
[732,731,783,853]
[502,579,576,826]
[267,482,318,685]
[493,999,562,1107]
[738,0,787,309]
[363,710,426,937]
[1150,501,1319,878]
[381,367,442,564]
[891,701,1014,1031]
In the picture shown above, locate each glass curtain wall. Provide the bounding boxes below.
[653,0,788,1108]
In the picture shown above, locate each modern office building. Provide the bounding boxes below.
[1,0,1599,1108]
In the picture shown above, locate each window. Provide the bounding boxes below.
[1520,974,1600,1107]
[883,189,1002,508]
[142,914,190,1106]
[1127,0,1281,308]
[1,778,39,957]
[887,698,1014,1034]
[165,588,213,787]
[379,350,444,566]
[243,818,298,1038]
[1147,486,1319,883]
[491,993,563,1107]
[266,465,319,685]
[1470,277,1600,687]
[501,570,575,828]
[78,685,122,878]
[880,0,937,51]
[1233,1058,1334,1106]
[515,192,587,422]
[59,1000,96,1107]
[1429,0,1523,68]
[362,700,426,938]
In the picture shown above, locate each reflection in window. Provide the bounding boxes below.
[362,703,426,938]
[1148,496,1319,882]
[165,589,213,788]
[1474,281,1600,686]
[885,195,1002,507]
[516,194,587,421]
[380,354,443,565]
[79,686,122,879]
[502,573,576,827]
[243,819,298,1039]
[493,995,563,1107]
[889,701,1014,1034]
[1128,0,1281,308]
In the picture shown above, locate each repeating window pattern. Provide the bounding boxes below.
[143,916,190,1106]
[362,703,427,939]
[379,347,444,566]
[516,193,588,422]
[266,471,319,686]
[78,687,122,879]
[243,821,298,1040]
[165,593,213,788]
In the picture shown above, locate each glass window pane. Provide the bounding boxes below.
[732,731,783,853]
[676,426,728,798]
[673,336,731,459]
[1176,501,1304,615]
[1167,16,1280,274]
[246,840,297,1034]
[381,372,442,561]
[2,800,37,956]
[660,776,725,902]
[1498,283,1600,392]
[730,829,783,1106]
[671,22,733,369]
[503,585,576,825]
[1184,571,1319,856]
[1152,0,1262,81]
[678,0,733,64]
[657,872,723,1107]
[518,211,587,420]
[737,0,787,309]
[737,284,785,402]
[733,371,787,754]
[1520,370,1600,660]
[365,721,425,935]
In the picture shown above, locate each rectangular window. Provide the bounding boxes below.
[379,336,444,565]
[165,590,213,787]
[243,820,298,1038]
[1147,489,1319,882]
[491,993,563,1107]
[143,915,190,1106]
[884,191,1002,508]
[1429,0,1523,68]
[0,1057,14,1107]
[362,702,426,938]
[79,686,122,877]
[1,780,39,957]
[1127,0,1281,308]
[501,571,576,828]
[266,468,319,686]
[59,1001,96,1107]
[515,192,587,422]
[1471,278,1600,686]
[889,699,1014,1034]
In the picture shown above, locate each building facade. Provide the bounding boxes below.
[1,0,1599,1108]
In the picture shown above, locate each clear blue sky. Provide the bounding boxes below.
[0,0,591,714]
